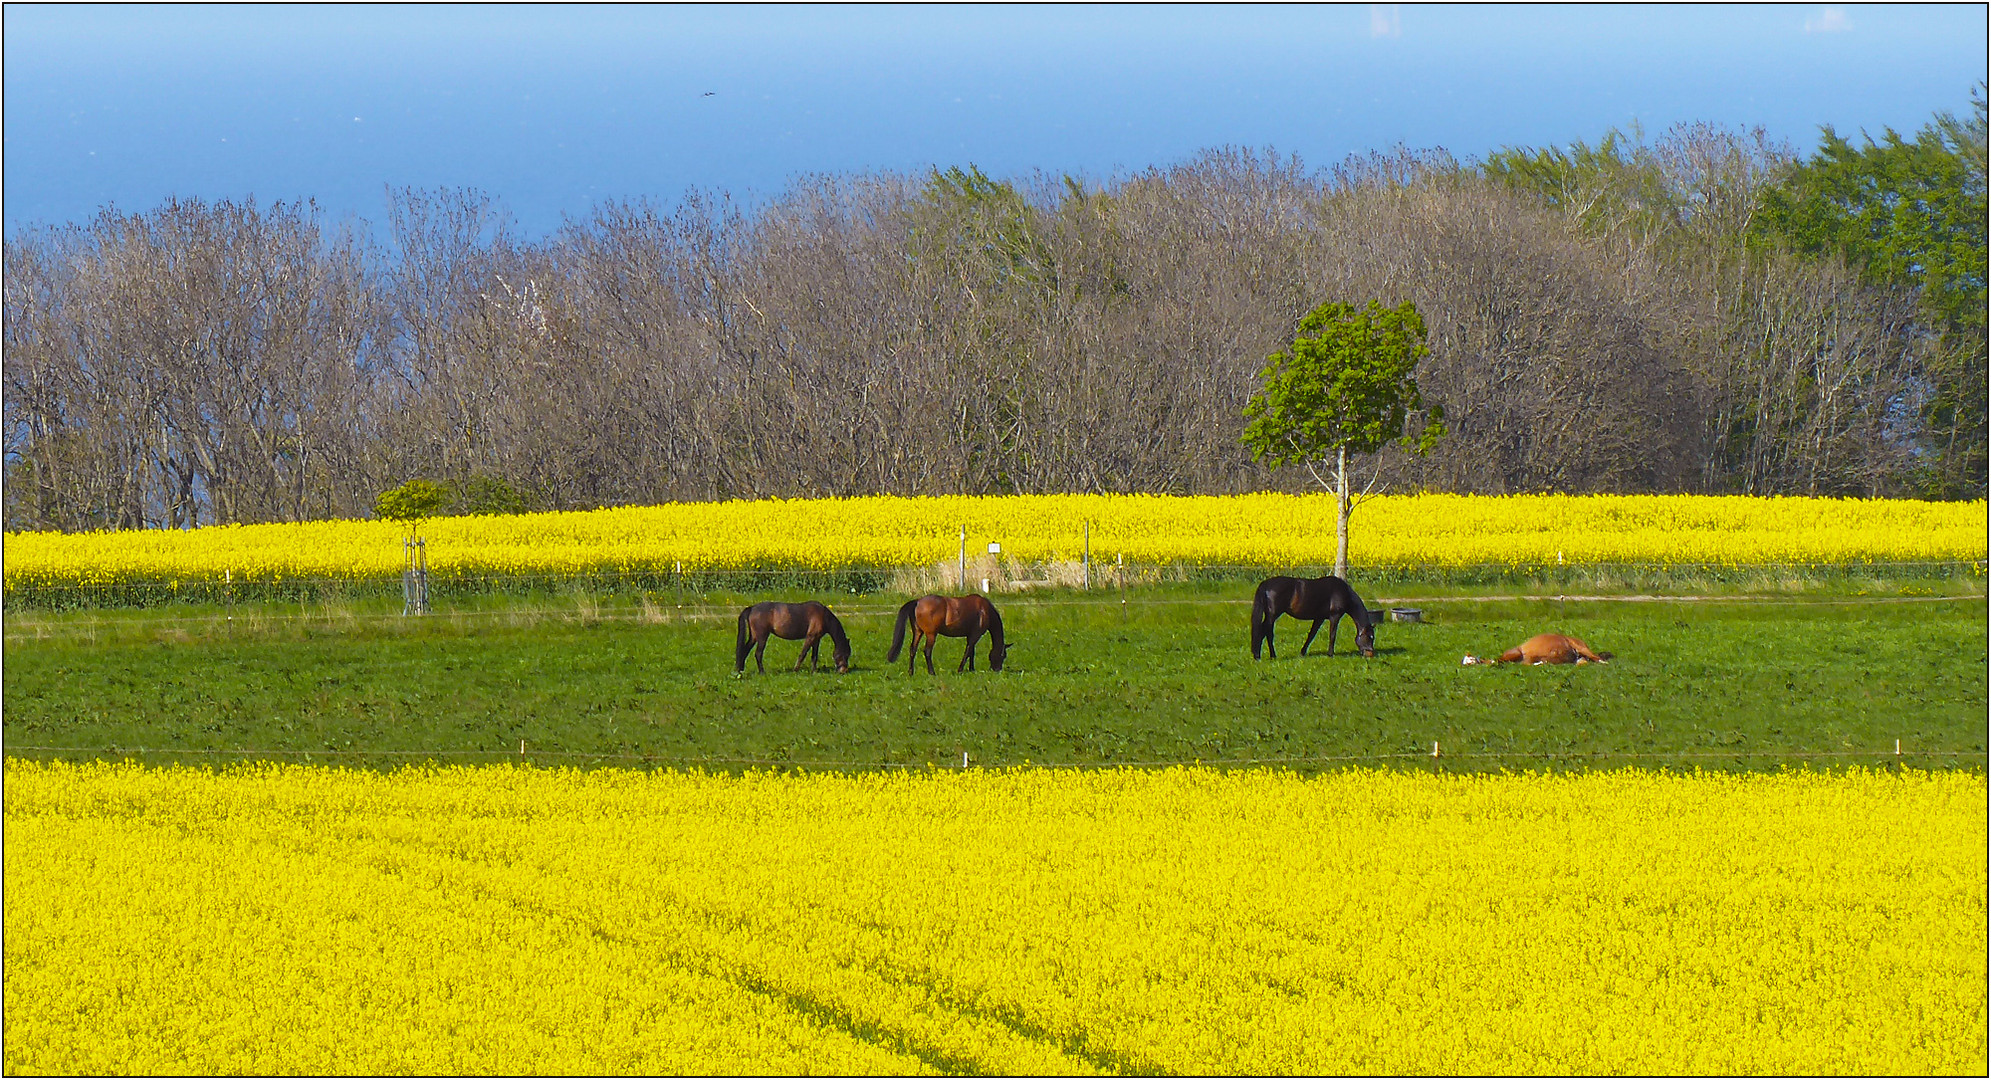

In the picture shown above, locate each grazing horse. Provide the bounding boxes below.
[735,601,852,674]
[886,594,1006,674]
[1463,633,1611,666]
[1250,575,1377,659]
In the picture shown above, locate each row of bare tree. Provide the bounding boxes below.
[2,127,1960,532]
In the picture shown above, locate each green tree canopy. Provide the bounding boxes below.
[373,479,450,532]
[1243,300,1444,469]
[1754,90,1987,336]
[1753,82,1988,496]
[375,475,532,531]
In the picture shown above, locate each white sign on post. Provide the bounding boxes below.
[988,542,1001,554]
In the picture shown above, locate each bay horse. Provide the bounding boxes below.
[1250,575,1377,659]
[735,601,852,674]
[886,594,1006,674]
[1463,633,1611,666]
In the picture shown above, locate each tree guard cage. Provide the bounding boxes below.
[402,537,429,616]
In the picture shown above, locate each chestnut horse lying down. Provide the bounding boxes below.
[1463,633,1612,666]
[735,601,851,674]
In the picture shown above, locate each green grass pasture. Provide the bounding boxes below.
[4,586,1984,772]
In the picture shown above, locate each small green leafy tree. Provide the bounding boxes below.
[1243,300,1446,579]
[373,479,451,536]
[374,474,531,533]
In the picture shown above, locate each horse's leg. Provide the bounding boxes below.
[1300,618,1323,656]
[923,634,937,675]
[754,631,769,674]
[794,632,820,671]
[908,630,921,675]
[1264,612,1277,659]
[1326,614,1340,656]
[959,631,979,673]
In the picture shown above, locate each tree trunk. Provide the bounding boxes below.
[1334,445,1350,580]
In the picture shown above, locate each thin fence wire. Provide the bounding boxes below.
[5,572,1985,635]
[5,592,1985,646]
[5,744,1982,771]
[6,559,1985,611]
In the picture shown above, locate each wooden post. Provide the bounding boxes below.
[959,526,967,592]
[1117,552,1126,616]
[1083,520,1091,590]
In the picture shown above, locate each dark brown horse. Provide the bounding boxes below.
[1250,575,1377,659]
[886,594,1006,674]
[735,601,852,674]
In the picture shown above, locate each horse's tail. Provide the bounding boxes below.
[734,607,751,672]
[885,599,916,662]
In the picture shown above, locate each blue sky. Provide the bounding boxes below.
[4,3,1985,236]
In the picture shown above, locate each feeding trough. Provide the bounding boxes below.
[1389,607,1424,624]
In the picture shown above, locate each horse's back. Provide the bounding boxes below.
[1254,576,1303,610]
[1262,575,1354,618]
[752,600,828,637]
[913,593,997,635]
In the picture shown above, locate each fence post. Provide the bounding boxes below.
[1083,520,1091,591]
[1117,553,1126,616]
[959,526,967,592]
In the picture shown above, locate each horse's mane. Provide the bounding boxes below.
[1321,576,1375,628]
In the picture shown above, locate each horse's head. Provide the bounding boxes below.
[1355,613,1377,658]
[989,636,1007,671]
[828,617,852,673]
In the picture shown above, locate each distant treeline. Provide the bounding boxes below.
[5,95,1984,532]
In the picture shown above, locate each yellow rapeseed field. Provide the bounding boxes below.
[3,493,1986,589]
[6,761,1983,1074]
